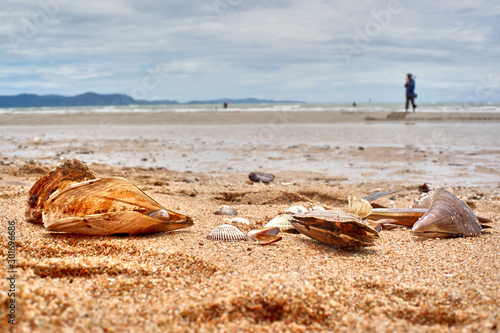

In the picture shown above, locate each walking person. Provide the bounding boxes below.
[405,73,417,112]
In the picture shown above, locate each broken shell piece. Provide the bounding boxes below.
[264,214,297,232]
[412,191,433,209]
[247,227,282,245]
[26,158,97,224]
[281,206,308,214]
[43,177,193,235]
[311,206,326,211]
[412,187,482,238]
[213,205,237,216]
[368,208,428,227]
[206,224,248,242]
[225,217,250,225]
[291,209,379,247]
[291,197,379,247]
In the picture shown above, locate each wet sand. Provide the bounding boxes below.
[0,110,499,332]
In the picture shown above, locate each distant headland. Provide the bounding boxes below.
[0,92,305,108]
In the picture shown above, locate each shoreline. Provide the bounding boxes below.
[1,110,500,126]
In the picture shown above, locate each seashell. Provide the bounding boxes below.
[281,205,308,214]
[291,210,379,247]
[249,172,275,183]
[213,205,237,216]
[412,187,482,238]
[264,214,297,231]
[310,206,326,211]
[206,224,248,241]
[26,158,97,224]
[412,191,433,209]
[247,227,282,245]
[368,208,428,227]
[290,197,379,247]
[225,217,250,225]
[42,177,193,235]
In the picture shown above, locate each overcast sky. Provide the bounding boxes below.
[1,0,499,103]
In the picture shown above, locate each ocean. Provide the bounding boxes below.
[1,102,499,115]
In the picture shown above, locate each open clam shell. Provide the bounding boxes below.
[291,209,379,247]
[412,187,482,238]
[247,227,282,245]
[207,224,248,241]
[26,158,97,224]
[43,177,193,235]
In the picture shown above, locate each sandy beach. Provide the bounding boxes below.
[1,110,499,332]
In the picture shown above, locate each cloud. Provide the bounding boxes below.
[0,0,498,102]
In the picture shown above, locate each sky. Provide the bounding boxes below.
[1,0,499,103]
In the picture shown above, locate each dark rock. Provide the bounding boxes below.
[249,172,275,183]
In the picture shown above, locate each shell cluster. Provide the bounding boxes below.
[26,159,193,236]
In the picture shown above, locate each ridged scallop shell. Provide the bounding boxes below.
[412,187,482,238]
[264,214,296,231]
[206,224,248,241]
[26,158,97,224]
[213,205,237,216]
[247,227,282,245]
[225,217,250,225]
[42,177,193,235]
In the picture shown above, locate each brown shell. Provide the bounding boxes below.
[26,158,97,224]
[368,208,428,227]
[412,187,482,238]
[291,210,379,247]
[43,177,193,235]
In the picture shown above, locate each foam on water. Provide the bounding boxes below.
[1,102,500,115]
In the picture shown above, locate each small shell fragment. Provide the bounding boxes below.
[213,205,237,216]
[281,206,308,214]
[225,217,250,225]
[247,227,282,245]
[207,224,248,242]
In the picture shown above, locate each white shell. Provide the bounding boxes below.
[264,214,295,230]
[206,224,248,241]
[282,206,308,214]
[213,205,237,216]
[311,206,326,211]
[225,217,250,225]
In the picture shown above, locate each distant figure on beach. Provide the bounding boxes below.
[223,101,228,109]
[352,101,356,107]
[405,73,417,112]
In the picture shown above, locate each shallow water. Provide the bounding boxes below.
[1,121,499,186]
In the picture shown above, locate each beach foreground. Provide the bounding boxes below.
[0,110,499,332]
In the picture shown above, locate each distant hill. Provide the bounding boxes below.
[0,92,179,108]
[0,93,305,108]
